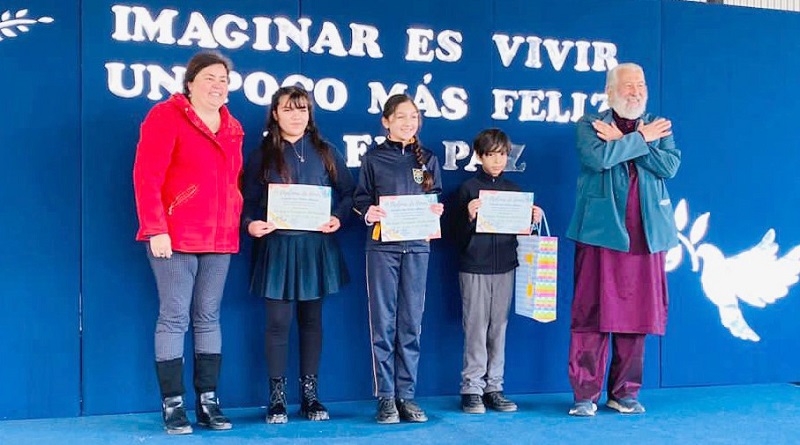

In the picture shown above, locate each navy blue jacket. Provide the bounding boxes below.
[453,169,529,274]
[353,139,442,253]
[241,133,355,235]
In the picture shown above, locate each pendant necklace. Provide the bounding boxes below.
[291,139,305,163]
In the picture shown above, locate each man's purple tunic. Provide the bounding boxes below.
[568,113,669,403]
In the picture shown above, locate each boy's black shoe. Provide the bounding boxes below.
[375,397,400,424]
[397,398,428,422]
[461,394,486,414]
[483,391,518,412]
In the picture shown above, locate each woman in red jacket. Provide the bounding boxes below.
[133,51,244,435]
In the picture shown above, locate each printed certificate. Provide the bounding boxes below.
[476,190,534,234]
[379,194,441,242]
[267,184,331,231]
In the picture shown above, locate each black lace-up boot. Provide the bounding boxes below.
[299,375,329,421]
[267,377,288,424]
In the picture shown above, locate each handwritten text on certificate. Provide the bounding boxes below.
[379,194,441,242]
[267,184,331,231]
[476,190,534,234]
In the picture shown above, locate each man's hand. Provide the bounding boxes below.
[638,118,672,143]
[592,120,624,142]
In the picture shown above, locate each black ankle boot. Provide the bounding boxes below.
[162,395,193,435]
[155,359,192,435]
[267,377,288,424]
[193,354,232,430]
[196,391,232,430]
[299,375,329,421]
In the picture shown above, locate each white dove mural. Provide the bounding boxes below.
[665,199,800,342]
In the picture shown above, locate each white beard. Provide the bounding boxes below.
[609,94,647,120]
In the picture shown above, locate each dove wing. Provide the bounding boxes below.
[728,233,800,308]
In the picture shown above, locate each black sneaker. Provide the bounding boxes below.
[483,392,518,412]
[375,397,400,424]
[461,394,486,414]
[397,398,428,422]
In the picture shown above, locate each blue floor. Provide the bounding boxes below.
[1,384,796,444]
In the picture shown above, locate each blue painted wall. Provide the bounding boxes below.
[660,1,800,386]
[0,0,81,419]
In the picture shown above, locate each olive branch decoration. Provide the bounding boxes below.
[0,9,54,41]
[665,198,710,273]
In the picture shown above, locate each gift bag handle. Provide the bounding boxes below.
[532,211,550,237]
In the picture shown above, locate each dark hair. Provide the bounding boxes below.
[182,51,232,95]
[382,94,433,192]
[473,128,511,157]
[258,86,337,184]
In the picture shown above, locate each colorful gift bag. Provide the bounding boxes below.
[514,214,558,322]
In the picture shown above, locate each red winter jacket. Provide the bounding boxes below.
[133,93,244,253]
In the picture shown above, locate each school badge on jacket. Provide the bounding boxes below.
[0,9,54,41]
[666,199,800,342]
[412,168,424,184]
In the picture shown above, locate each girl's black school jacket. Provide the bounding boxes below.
[353,139,442,253]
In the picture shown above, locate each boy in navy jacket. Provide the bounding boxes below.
[452,129,542,414]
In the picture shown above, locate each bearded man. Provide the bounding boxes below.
[565,63,681,416]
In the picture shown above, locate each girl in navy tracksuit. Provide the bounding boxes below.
[353,94,443,424]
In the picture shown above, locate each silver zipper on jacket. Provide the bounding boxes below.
[167,184,198,215]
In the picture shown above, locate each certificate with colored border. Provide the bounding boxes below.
[379,194,441,242]
[267,184,331,231]
[476,190,534,234]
